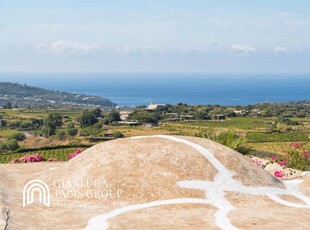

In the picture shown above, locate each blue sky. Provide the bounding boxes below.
[1,0,310,73]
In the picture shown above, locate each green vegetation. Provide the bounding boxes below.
[0,82,116,108]
[129,111,160,123]
[112,131,124,138]
[196,130,250,154]
[3,101,13,109]
[286,149,310,171]
[79,110,100,128]
[0,139,20,152]
[0,147,85,163]
[66,128,78,136]
[6,131,26,141]
[0,100,309,164]
[246,132,308,143]
[179,117,271,130]
[42,113,63,137]
[105,111,121,124]
[56,130,66,140]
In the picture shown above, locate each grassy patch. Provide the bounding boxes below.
[246,132,309,143]
[0,129,21,139]
[179,117,274,130]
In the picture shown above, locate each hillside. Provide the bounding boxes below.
[0,82,116,108]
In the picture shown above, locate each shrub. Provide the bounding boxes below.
[112,131,124,138]
[66,128,78,136]
[56,130,66,140]
[269,142,310,171]
[79,124,103,136]
[68,148,84,160]
[12,153,45,163]
[6,139,20,151]
[7,132,26,141]
[197,130,250,154]
[0,139,20,152]
[66,122,75,129]
[285,143,310,171]
[79,128,92,136]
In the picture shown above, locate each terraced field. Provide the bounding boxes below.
[0,147,87,163]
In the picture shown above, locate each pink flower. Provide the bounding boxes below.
[290,142,303,149]
[274,171,285,178]
[271,156,277,161]
[19,153,44,163]
[76,149,83,154]
[278,160,287,167]
[302,150,310,159]
[68,148,84,160]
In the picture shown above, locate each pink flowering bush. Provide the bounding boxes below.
[270,142,309,172]
[290,142,303,149]
[278,160,287,167]
[250,142,309,180]
[302,150,310,159]
[68,148,84,160]
[274,171,285,178]
[12,153,45,163]
[21,153,44,163]
[285,143,310,171]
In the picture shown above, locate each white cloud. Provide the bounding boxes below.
[230,44,256,54]
[116,45,136,54]
[274,46,287,54]
[51,41,100,55]
[34,43,49,54]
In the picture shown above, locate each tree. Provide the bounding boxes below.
[107,111,121,122]
[3,101,12,109]
[79,110,98,128]
[128,112,159,123]
[193,111,209,120]
[42,113,63,137]
[92,108,102,118]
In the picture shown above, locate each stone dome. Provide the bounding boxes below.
[1,135,310,230]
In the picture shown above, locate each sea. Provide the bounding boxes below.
[0,73,309,107]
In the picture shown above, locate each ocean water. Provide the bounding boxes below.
[0,73,309,107]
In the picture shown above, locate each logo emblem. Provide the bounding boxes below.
[23,179,50,207]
